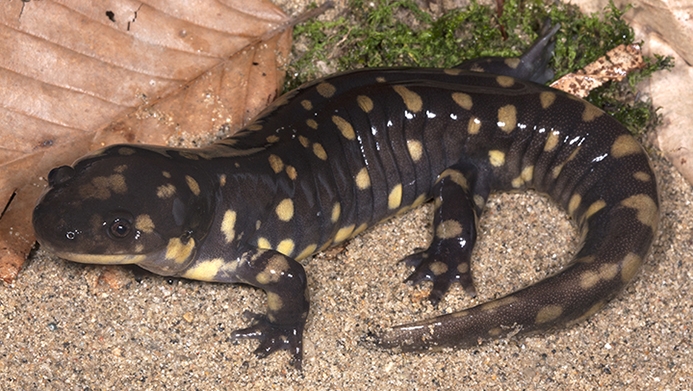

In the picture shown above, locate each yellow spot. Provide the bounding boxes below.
[78,174,128,200]
[438,169,468,190]
[388,184,403,209]
[551,165,564,179]
[376,76,386,83]
[118,147,136,155]
[393,85,422,112]
[511,166,534,189]
[488,327,503,337]
[633,171,651,182]
[521,165,534,182]
[584,200,606,221]
[544,131,560,152]
[185,175,200,196]
[621,252,643,282]
[332,115,355,140]
[331,202,341,223]
[219,174,226,187]
[165,237,196,264]
[113,164,127,173]
[599,263,619,281]
[268,154,284,174]
[357,95,374,113]
[406,140,423,162]
[504,58,520,69]
[301,100,313,110]
[162,171,171,178]
[257,237,271,249]
[352,223,369,237]
[582,102,603,122]
[221,210,237,243]
[497,105,517,133]
[355,167,371,190]
[135,215,155,233]
[436,220,463,239]
[267,292,283,313]
[535,305,563,324]
[276,239,295,257]
[488,150,505,167]
[306,119,318,129]
[433,198,442,210]
[246,123,263,131]
[298,135,310,148]
[313,143,327,160]
[496,75,514,87]
[157,183,176,199]
[429,261,448,276]
[296,244,318,261]
[481,296,518,311]
[443,68,462,75]
[580,270,600,289]
[286,165,297,180]
[611,135,643,158]
[467,117,481,134]
[577,255,596,264]
[412,194,427,208]
[568,194,582,216]
[318,239,333,252]
[473,194,485,209]
[451,92,473,110]
[334,224,355,243]
[567,301,606,327]
[276,198,294,222]
[183,258,225,281]
[316,82,336,98]
[620,194,659,232]
[540,92,556,109]
[553,146,582,179]
[457,263,469,273]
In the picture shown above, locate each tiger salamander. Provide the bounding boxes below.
[32,24,659,369]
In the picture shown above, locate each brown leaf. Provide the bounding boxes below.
[0,0,292,282]
[550,44,645,97]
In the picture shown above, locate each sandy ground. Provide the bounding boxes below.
[1,1,691,390]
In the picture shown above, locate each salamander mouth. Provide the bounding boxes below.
[48,250,148,265]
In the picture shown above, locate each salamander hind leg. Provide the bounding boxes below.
[402,162,490,304]
[455,21,560,83]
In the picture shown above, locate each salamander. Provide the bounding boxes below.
[32,24,659,369]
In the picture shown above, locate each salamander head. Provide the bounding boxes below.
[32,145,215,273]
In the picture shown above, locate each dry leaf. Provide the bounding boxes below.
[0,0,292,282]
[550,44,645,97]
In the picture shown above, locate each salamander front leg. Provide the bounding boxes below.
[232,249,309,368]
[401,163,490,304]
[185,248,309,369]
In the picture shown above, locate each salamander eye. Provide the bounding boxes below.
[108,218,132,239]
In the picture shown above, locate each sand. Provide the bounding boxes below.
[1,1,690,389]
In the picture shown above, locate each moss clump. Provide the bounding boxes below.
[287,0,672,135]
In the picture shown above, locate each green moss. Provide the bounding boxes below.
[586,54,673,136]
[286,0,671,136]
